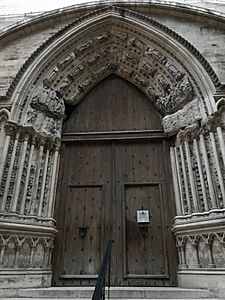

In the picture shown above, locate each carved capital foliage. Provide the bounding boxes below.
[4,121,17,137]
[3,121,57,150]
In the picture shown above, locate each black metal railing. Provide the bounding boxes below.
[92,240,113,300]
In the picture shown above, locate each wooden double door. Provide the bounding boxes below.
[53,76,177,286]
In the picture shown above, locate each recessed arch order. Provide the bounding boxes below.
[9,5,218,140]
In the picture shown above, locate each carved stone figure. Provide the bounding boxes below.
[43,66,59,87]
[96,32,110,43]
[87,53,100,65]
[166,61,184,81]
[134,74,148,86]
[127,37,144,50]
[113,31,127,41]
[78,78,93,92]
[162,98,202,136]
[154,76,195,115]
[57,52,76,71]
[140,61,156,76]
[77,40,93,53]
[147,47,167,63]
[31,86,65,119]
[158,74,170,90]
[26,108,38,125]
[68,65,84,80]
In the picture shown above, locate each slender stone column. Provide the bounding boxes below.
[170,147,182,215]
[11,132,29,212]
[30,139,45,215]
[217,127,225,169]
[206,242,216,268]
[179,144,192,213]
[0,111,9,157]
[1,130,20,212]
[210,132,225,205]
[180,246,187,269]
[0,245,5,267]
[191,243,201,269]
[174,147,185,214]
[184,141,198,212]
[199,134,217,208]
[20,135,36,215]
[193,139,209,211]
[47,140,60,218]
[0,123,16,188]
[38,143,51,217]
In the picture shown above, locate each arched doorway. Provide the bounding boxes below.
[53,75,177,286]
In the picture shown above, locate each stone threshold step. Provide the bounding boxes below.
[0,298,219,300]
[0,299,220,300]
[16,287,212,299]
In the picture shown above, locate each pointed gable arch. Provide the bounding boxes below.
[7,5,217,140]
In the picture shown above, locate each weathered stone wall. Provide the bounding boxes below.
[0,1,225,293]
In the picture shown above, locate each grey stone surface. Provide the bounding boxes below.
[162,98,202,136]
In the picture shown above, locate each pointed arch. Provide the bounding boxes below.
[7,5,217,139]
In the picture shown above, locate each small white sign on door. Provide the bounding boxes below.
[137,210,150,224]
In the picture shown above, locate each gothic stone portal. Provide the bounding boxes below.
[53,75,177,286]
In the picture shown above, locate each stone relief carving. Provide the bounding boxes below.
[176,232,225,270]
[57,52,76,71]
[77,40,93,53]
[140,61,156,76]
[134,74,148,87]
[43,66,60,88]
[88,53,100,65]
[153,77,195,115]
[0,234,54,269]
[96,32,110,43]
[157,74,170,90]
[162,98,202,137]
[25,86,65,138]
[166,61,183,81]
[30,86,65,119]
[127,37,144,50]
[68,65,84,81]
[147,47,167,63]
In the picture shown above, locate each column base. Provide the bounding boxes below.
[0,269,52,289]
[178,269,225,298]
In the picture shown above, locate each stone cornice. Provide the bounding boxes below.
[1,1,225,40]
[5,4,221,102]
[0,220,57,237]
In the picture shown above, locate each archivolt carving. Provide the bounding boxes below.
[9,6,213,128]
[21,26,198,127]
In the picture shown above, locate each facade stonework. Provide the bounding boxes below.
[0,1,225,297]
